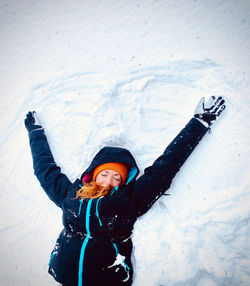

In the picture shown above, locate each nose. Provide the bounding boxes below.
[103,175,112,187]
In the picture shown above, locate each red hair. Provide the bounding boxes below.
[76,181,112,200]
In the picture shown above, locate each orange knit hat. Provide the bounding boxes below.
[92,162,128,183]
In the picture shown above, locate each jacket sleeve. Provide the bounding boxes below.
[134,118,208,216]
[28,128,72,207]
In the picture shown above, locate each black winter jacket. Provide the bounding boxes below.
[27,118,207,286]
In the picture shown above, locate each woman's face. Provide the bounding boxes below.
[95,169,122,188]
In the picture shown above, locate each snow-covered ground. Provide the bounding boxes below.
[0,0,250,285]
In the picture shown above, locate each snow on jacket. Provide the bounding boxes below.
[27,118,208,286]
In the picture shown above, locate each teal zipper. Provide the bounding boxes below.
[78,198,93,286]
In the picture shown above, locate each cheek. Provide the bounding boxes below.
[112,180,121,187]
[95,176,103,184]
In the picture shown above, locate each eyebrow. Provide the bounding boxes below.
[103,170,121,177]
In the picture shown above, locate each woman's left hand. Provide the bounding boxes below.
[194,96,226,127]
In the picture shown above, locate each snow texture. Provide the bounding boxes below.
[0,0,250,285]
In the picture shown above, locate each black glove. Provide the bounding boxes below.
[24,111,42,132]
[194,96,226,127]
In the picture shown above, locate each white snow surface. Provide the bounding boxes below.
[0,0,250,285]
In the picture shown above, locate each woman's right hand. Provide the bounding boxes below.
[24,111,42,132]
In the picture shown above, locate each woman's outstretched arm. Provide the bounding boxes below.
[133,96,226,216]
[25,111,72,207]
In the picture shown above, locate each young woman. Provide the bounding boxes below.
[25,96,225,286]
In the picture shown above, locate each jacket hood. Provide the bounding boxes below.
[81,146,139,185]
